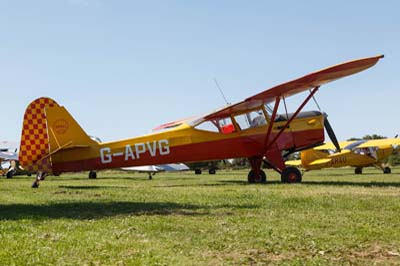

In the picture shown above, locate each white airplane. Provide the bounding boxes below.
[0,141,22,178]
[121,163,190,179]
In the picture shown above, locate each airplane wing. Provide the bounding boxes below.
[314,141,356,151]
[203,55,383,120]
[0,151,18,161]
[157,163,190,171]
[121,165,164,173]
[121,163,189,173]
[356,138,400,149]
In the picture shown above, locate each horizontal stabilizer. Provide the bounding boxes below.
[309,158,332,166]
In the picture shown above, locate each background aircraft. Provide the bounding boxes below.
[17,55,383,187]
[121,163,189,179]
[286,138,400,174]
[0,141,31,178]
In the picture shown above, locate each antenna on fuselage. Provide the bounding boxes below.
[214,78,230,106]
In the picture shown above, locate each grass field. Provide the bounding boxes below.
[1,167,400,265]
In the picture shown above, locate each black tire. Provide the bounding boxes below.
[89,171,97,179]
[195,169,202,175]
[281,167,302,183]
[247,170,266,183]
[209,168,216,175]
[31,181,39,188]
[27,172,32,177]
[354,167,362,175]
[383,167,391,174]
[6,171,13,179]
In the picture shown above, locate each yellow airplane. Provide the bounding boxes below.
[286,138,400,174]
[17,55,383,187]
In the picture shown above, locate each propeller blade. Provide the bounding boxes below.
[323,115,341,152]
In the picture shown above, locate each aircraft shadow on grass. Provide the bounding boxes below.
[219,180,400,188]
[0,201,257,221]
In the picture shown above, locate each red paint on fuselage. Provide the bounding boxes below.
[52,128,323,173]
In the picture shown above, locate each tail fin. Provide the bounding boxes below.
[300,149,329,166]
[19,97,95,173]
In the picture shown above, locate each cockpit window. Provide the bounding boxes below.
[234,109,266,131]
[195,117,236,134]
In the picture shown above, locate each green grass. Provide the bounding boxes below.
[1,168,400,265]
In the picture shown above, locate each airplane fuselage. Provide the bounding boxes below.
[51,113,325,174]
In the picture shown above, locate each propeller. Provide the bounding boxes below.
[323,113,341,153]
[309,90,341,152]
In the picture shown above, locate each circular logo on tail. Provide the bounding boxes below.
[53,119,69,134]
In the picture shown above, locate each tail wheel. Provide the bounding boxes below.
[209,168,216,175]
[194,169,202,175]
[281,167,302,183]
[248,170,266,183]
[89,171,97,179]
[383,167,391,174]
[354,167,362,174]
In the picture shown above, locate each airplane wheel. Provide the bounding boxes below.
[355,167,362,175]
[195,169,202,175]
[383,167,391,174]
[27,172,32,177]
[209,168,216,175]
[89,171,97,179]
[281,167,302,183]
[31,181,39,188]
[6,171,13,179]
[247,170,266,183]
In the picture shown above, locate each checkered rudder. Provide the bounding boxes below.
[19,98,59,173]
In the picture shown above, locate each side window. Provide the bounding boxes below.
[195,117,236,134]
[234,114,251,130]
[219,117,235,134]
[195,121,219,133]
[234,110,266,131]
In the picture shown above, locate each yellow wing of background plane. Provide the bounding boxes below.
[356,138,400,148]
[314,141,356,150]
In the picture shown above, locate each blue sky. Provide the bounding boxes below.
[1,0,398,142]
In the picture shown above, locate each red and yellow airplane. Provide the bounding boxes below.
[286,138,400,174]
[18,55,383,187]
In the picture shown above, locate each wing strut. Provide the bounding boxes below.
[263,96,281,148]
[264,86,320,152]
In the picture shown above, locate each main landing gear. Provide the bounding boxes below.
[88,170,97,179]
[248,170,266,183]
[383,167,391,174]
[354,167,392,174]
[281,167,302,183]
[247,156,302,184]
[246,167,302,184]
